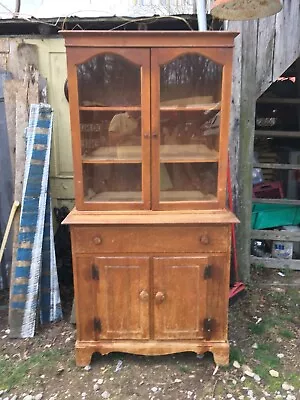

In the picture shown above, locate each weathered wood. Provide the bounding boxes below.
[254,163,300,170]
[256,15,276,99]
[0,70,13,289]
[251,256,300,270]
[253,199,300,205]
[227,21,243,211]
[273,0,300,80]
[235,20,258,282]
[255,130,300,138]
[3,80,19,180]
[252,229,300,241]
[257,98,300,104]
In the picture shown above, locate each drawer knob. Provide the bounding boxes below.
[139,290,149,302]
[155,291,165,304]
[199,234,209,245]
[93,236,102,245]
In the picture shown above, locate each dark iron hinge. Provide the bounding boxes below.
[93,317,101,333]
[204,264,213,279]
[203,318,213,334]
[91,263,99,280]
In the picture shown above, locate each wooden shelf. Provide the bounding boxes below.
[79,106,141,111]
[82,145,219,164]
[252,229,300,241]
[160,103,221,112]
[251,256,300,270]
[255,130,300,138]
[257,98,300,104]
[253,199,300,205]
[254,163,300,170]
[160,144,218,163]
[82,146,141,163]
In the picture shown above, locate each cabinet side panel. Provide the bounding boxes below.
[73,255,97,341]
[206,250,231,341]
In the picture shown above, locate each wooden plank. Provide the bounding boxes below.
[235,20,258,282]
[253,199,300,205]
[3,80,19,180]
[254,163,300,170]
[256,15,276,99]
[273,0,300,79]
[255,130,300,138]
[251,256,300,270]
[0,71,13,289]
[257,98,300,104]
[63,209,239,225]
[227,21,243,212]
[252,229,300,241]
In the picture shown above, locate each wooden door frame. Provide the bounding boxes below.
[66,47,151,210]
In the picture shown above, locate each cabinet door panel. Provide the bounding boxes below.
[153,256,208,339]
[95,257,150,339]
[151,48,231,210]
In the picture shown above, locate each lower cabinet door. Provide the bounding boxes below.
[153,256,209,340]
[94,256,150,340]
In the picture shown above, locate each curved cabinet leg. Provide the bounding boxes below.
[76,347,93,367]
[211,343,229,366]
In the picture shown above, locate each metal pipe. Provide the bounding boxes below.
[195,0,207,31]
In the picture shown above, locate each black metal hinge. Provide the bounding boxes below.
[94,317,101,333]
[204,264,213,279]
[203,318,213,335]
[91,263,99,280]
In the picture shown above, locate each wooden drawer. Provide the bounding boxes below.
[71,225,229,254]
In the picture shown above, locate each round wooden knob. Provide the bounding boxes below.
[139,290,149,302]
[93,236,102,245]
[200,234,209,245]
[155,291,165,304]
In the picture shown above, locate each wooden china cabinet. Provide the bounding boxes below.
[62,30,239,366]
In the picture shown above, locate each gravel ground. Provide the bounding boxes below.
[0,268,300,400]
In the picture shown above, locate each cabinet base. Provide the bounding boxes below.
[75,340,229,367]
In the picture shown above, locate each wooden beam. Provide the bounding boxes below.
[252,229,300,241]
[236,20,258,282]
[255,130,300,138]
[256,16,276,99]
[257,98,300,104]
[253,199,300,205]
[251,256,300,270]
[254,163,300,170]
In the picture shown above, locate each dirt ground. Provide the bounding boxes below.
[0,267,300,400]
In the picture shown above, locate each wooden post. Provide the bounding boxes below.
[236,21,258,282]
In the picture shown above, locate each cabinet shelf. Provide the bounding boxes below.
[257,98,300,104]
[160,103,221,112]
[79,106,141,111]
[82,144,219,164]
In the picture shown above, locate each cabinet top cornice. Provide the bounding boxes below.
[60,30,239,48]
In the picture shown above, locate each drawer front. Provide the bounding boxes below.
[72,225,229,253]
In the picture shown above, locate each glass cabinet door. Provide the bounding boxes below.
[71,49,150,210]
[151,48,227,210]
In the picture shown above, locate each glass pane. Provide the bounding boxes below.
[160,53,223,107]
[77,54,141,106]
[160,110,220,159]
[80,111,141,160]
[83,164,142,202]
[160,162,217,202]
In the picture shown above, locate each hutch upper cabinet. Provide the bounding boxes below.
[62,31,239,366]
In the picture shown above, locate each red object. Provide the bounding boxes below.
[227,159,246,301]
[253,181,284,199]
